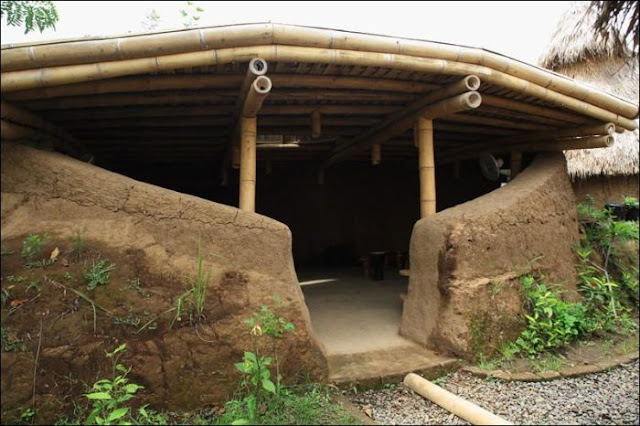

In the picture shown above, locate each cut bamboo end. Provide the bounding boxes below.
[423,91,482,119]
[311,110,322,138]
[463,75,481,91]
[242,75,272,118]
[248,57,268,76]
[372,144,381,165]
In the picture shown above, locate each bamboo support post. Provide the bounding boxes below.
[1,43,636,129]
[311,110,322,138]
[239,117,257,212]
[404,373,512,425]
[510,151,522,179]
[417,117,436,218]
[241,76,272,118]
[371,144,381,165]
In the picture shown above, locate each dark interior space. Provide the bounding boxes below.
[94,151,508,268]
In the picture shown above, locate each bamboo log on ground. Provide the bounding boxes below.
[1,45,636,129]
[404,373,512,425]
[2,23,636,120]
[417,117,436,218]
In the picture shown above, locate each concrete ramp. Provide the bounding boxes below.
[300,268,459,384]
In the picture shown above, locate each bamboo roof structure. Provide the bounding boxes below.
[539,2,639,179]
[1,22,639,169]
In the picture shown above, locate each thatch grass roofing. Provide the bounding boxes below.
[540,2,639,179]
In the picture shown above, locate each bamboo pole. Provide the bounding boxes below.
[327,90,482,165]
[2,23,636,120]
[517,135,613,151]
[510,151,522,179]
[404,373,512,425]
[372,144,381,165]
[418,117,436,218]
[481,94,593,125]
[1,44,636,129]
[4,74,438,101]
[241,76,272,117]
[439,123,616,161]
[311,110,322,138]
[239,117,257,212]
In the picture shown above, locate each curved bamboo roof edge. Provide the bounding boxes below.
[1,22,638,124]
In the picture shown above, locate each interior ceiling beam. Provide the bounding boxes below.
[4,74,438,101]
[43,104,400,121]
[323,75,482,166]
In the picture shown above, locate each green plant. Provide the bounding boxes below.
[19,407,35,423]
[498,342,519,362]
[84,343,144,425]
[84,260,115,291]
[623,196,639,207]
[477,353,499,371]
[489,281,502,298]
[172,238,212,327]
[531,353,564,372]
[128,278,150,298]
[515,275,592,358]
[6,275,27,283]
[113,309,141,328]
[431,377,448,387]
[20,233,51,268]
[71,229,86,258]
[26,280,41,293]
[64,272,74,280]
[1,245,14,255]
[1,327,26,352]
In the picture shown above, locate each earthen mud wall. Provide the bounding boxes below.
[1,142,327,411]
[572,175,639,206]
[400,153,580,360]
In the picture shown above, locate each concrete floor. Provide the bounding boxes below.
[300,267,458,383]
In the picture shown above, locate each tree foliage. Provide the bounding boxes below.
[1,1,58,34]
[589,0,639,54]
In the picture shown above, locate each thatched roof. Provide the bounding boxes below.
[540,2,639,179]
[540,1,635,70]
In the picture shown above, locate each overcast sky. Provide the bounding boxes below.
[0,1,570,65]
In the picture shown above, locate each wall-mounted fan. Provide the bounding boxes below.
[478,153,511,181]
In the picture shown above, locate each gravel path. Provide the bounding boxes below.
[348,360,639,425]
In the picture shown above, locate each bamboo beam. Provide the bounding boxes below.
[516,135,613,152]
[2,23,636,120]
[510,151,522,179]
[239,117,257,212]
[4,74,437,101]
[1,44,636,129]
[481,95,593,125]
[325,77,481,165]
[418,117,436,217]
[311,110,321,138]
[45,105,399,121]
[233,58,268,120]
[372,144,381,165]
[0,100,85,156]
[439,122,617,162]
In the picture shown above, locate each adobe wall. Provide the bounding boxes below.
[572,174,639,206]
[400,153,580,360]
[0,142,327,410]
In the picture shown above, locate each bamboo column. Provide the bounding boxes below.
[372,144,381,165]
[239,117,257,212]
[510,152,522,179]
[311,110,321,138]
[418,117,436,217]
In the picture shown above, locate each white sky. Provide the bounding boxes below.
[0,1,570,65]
